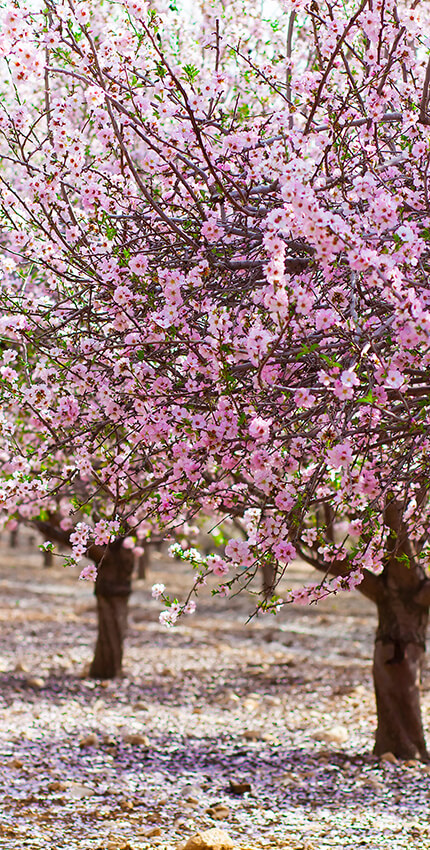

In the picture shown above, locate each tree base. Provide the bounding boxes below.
[373,640,429,761]
[89,595,128,679]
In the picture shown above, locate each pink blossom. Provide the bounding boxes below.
[208,555,229,576]
[0,0,429,649]
[294,388,315,408]
[246,325,274,365]
[113,286,133,307]
[340,370,359,388]
[79,564,97,581]
[315,309,337,331]
[274,490,295,511]
[333,380,353,400]
[159,609,178,628]
[384,369,405,389]
[201,215,223,241]
[373,386,388,404]
[129,255,148,275]
[326,441,353,469]
[346,569,363,589]
[225,539,254,566]
[249,417,272,442]
[273,540,297,563]
[93,519,120,545]
[412,140,427,158]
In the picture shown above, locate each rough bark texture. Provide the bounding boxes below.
[298,498,430,759]
[372,499,429,760]
[32,518,135,680]
[373,589,429,760]
[89,541,134,680]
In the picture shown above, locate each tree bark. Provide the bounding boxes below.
[298,498,430,760]
[372,498,429,760]
[43,547,53,567]
[136,545,149,579]
[31,518,135,679]
[262,562,276,599]
[373,588,429,760]
[89,540,134,680]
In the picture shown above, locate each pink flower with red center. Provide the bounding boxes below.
[294,388,315,408]
[225,539,254,567]
[315,309,337,330]
[275,490,295,511]
[249,416,272,442]
[129,255,148,275]
[79,565,97,581]
[208,555,229,576]
[273,540,297,564]
[326,441,353,469]
[113,286,133,307]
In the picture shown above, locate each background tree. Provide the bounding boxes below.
[1,0,430,757]
[34,510,136,680]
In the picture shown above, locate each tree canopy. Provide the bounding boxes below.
[0,0,430,620]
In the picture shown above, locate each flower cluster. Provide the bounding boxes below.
[0,0,429,621]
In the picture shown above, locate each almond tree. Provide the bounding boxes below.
[1,0,430,757]
[35,509,136,679]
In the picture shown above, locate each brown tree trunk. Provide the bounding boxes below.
[9,527,18,548]
[30,517,135,680]
[136,545,149,579]
[298,498,430,760]
[89,541,134,680]
[373,588,429,760]
[262,562,276,599]
[43,547,53,567]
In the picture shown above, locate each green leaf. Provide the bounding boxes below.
[357,391,374,404]
[182,64,199,83]
[320,352,342,367]
[297,342,319,359]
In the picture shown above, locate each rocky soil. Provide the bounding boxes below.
[0,534,430,849]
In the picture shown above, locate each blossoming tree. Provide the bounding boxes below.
[1,0,430,757]
[35,506,137,679]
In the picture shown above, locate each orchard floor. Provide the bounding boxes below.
[1,537,430,849]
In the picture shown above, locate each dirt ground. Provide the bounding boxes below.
[1,533,430,849]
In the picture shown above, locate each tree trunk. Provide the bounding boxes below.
[89,541,134,680]
[136,545,149,579]
[373,587,429,760]
[262,562,276,599]
[43,547,53,568]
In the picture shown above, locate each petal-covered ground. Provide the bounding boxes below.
[0,536,430,849]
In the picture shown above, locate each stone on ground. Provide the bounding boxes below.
[380,751,398,764]
[184,827,235,850]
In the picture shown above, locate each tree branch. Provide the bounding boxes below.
[296,545,382,603]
